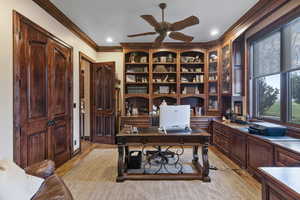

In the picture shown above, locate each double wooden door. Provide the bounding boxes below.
[14,15,72,168]
[91,62,116,144]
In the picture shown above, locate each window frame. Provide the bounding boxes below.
[250,17,300,125]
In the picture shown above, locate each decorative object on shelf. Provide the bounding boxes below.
[195,107,203,116]
[181,67,189,72]
[160,100,167,107]
[209,85,217,94]
[159,86,170,94]
[126,75,136,83]
[127,86,148,94]
[132,107,139,116]
[182,87,187,94]
[163,75,169,82]
[195,87,200,95]
[153,57,159,63]
[140,56,148,63]
[127,3,200,46]
[129,53,137,63]
[154,65,167,72]
[160,56,167,63]
[209,53,218,63]
[167,54,174,63]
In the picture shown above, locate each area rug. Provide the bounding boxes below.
[62,148,261,200]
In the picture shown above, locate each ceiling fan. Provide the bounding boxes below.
[128,3,200,47]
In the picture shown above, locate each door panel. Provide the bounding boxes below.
[27,131,47,166]
[49,41,71,166]
[27,41,48,119]
[19,24,50,168]
[91,62,116,144]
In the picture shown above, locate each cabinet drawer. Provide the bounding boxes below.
[274,146,300,167]
[213,131,230,155]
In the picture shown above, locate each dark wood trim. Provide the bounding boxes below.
[13,11,74,165]
[79,51,96,63]
[221,0,290,42]
[32,0,98,51]
[247,3,300,43]
[97,46,123,52]
[78,52,95,155]
[120,42,219,49]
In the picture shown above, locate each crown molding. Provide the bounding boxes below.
[97,46,123,52]
[219,0,290,42]
[32,0,98,51]
[32,0,290,52]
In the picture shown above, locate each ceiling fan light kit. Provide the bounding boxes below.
[128,3,200,47]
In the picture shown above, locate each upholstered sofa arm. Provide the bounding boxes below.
[25,160,55,179]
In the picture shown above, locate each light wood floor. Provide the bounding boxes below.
[56,142,261,200]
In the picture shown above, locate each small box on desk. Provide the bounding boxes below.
[248,122,286,136]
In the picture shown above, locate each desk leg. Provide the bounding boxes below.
[201,143,210,182]
[124,146,129,173]
[192,146,199,163]
[117,145,125,182]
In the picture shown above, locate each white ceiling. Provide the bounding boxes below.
[50,0,259,46]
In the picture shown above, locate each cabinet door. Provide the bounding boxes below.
[213,129,230,155]
[247,137,274,175]
[231,130,247,168]
[274,146,300,167]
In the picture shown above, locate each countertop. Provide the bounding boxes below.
[259,167,300,198]
[216,121,300,154]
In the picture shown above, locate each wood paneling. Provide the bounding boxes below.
[247,136,274,176]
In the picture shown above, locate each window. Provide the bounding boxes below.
[251,17,300,124]
[257,74,281,118]
[252,32,281,119]
[289,70,300,123]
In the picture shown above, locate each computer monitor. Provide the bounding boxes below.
[159,105,191,131]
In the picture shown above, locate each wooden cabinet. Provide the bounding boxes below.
[274,146,300,167]
[231,129,247,168]
[213,129,231,155]
[260,168,300,200]
[247,136,274,176]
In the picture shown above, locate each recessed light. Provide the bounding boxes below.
[106,37,113,43]
[167,31,171,36]
[211,29,219,36]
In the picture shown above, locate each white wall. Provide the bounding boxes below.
[0,0,97,160]
[96,52,124,112]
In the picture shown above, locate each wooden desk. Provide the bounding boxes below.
[259,167,300,200]
[116,127,211,182]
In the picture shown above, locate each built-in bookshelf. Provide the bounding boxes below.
[207,50,220,112]
[123,48,221,117]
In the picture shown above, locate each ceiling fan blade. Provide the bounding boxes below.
[141,15,161,29]
[170,16,200,31]
[169,32,194,42]
[128,32,157,37]
[153,34,166,47]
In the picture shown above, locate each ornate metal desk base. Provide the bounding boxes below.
[117,144,210,182]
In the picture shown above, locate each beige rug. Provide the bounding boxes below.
[62,148,261,200]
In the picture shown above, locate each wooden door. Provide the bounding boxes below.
[17,23,51,168]
[14,15,72,168]
[48,40,72,166]
[91,62,116,144]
